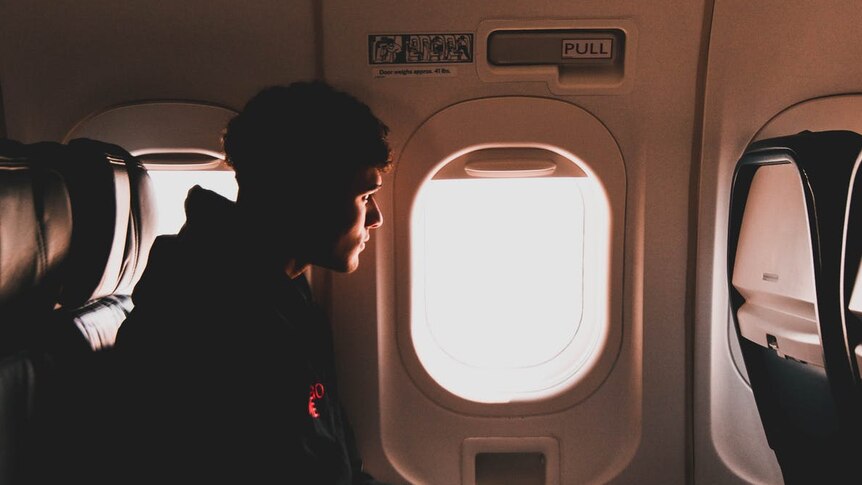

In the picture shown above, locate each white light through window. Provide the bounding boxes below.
[424,178,584,368]
[147,170,238,235]
[412,172,608,404]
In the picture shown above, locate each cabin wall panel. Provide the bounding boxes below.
[696,1,862,483]
[323,1,706,483]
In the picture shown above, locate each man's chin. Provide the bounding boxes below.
[343,257,360,273]
[316,255,360,274]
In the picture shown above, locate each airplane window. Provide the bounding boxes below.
[147,170,238,235]
[412,174,607,403]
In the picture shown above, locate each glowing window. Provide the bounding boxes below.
[147,170,238,235]
[411,150,610,404]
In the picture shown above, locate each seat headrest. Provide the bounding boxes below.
[0,140,72,308]
[0,137,157,308]
[50,138,157,307]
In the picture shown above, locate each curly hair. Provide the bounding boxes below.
[222,81,392,190]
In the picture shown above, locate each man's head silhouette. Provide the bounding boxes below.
[222,81,392,275]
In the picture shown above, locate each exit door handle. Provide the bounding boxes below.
[487,29,622,66]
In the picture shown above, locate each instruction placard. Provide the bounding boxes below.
[372,66,458,79]
[368,33,473,65]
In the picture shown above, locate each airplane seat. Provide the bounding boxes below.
[728,130,862,483]
[0,139,73,484]
[0,137,157,484]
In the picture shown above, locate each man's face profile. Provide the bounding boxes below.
[311,165,384,273]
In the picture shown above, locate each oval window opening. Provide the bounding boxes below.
[410,148,610,404]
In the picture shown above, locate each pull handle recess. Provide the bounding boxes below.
[432,147,586,180]
[464,159,557,178]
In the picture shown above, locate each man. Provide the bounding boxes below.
[113,81,393,484]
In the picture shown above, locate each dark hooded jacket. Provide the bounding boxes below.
[112,186,387,484]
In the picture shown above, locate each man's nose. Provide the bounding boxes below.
[366,197,383,229]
